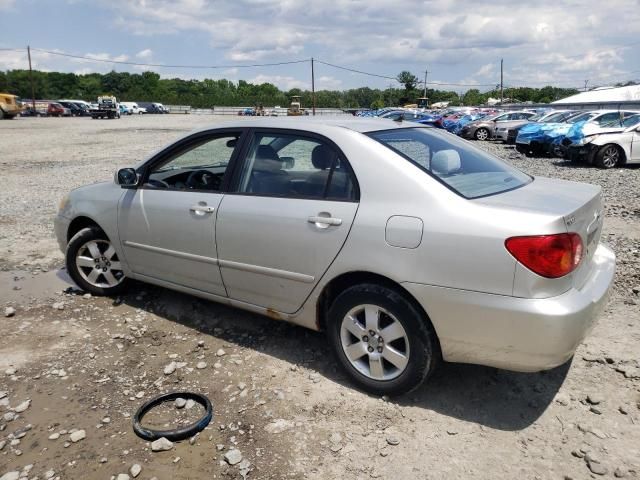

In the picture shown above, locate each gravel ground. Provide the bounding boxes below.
[0,116,639,480]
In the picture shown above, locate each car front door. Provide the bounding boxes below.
[118,130,243,296]
[632,128,640,161]
[216,130,359,313]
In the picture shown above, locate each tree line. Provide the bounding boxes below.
[0,68,579,108]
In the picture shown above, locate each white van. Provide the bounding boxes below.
[120,102,144,115]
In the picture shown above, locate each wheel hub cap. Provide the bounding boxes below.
[340,304,410,381]
[75,239,124,289]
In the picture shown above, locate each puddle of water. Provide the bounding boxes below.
[1,268,75,304]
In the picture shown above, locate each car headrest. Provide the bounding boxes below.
[253,144,285,173]
[311,144,337,170]
[431,149,461,175]
[256,144,279,161]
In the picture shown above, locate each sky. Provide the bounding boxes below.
[1,0,639,93]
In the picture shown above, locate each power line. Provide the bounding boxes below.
[314,59,396,81]
[3,45,638,91]
[315,59,497,87]
[30,47,310,69]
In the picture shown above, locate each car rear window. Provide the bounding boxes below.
[368,127,532,199]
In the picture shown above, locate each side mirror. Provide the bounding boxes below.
[636,126,640,132]
[116,168,139,188]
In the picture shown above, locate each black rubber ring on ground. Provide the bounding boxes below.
[132,391,213,441]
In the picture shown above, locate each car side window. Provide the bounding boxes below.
[237,133,357,200]
[595,112,622,126]
[145,134,239,191]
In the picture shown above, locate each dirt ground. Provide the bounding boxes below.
[1,115,639,480]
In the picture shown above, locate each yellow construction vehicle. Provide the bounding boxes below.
[287,96,306,116]
[0,93,23,119]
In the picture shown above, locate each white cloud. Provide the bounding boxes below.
[3,0,640,90]
[316,76,342,90]
[83,52,129,62]
[0,50,28,69]
[136,48,153,59]
[249,74,308,90]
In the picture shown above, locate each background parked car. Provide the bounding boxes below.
[137,102,165,114]
[460,111,537,141]
[48,102,70,117]
[505,110,579,144]
[59,101,86,117]
[121,102,144,115]
[566,114,640,168]
[517,110,640,157]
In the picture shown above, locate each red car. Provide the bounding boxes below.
[47,102,70,117]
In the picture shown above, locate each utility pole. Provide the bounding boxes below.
[584,80,589,92]
[423,68,428,98]
[311,57,316,116]
[500,58,504,105]
[27,45,36,112]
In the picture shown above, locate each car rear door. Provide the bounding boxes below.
[118,130,244,296]
[215,129,359,314]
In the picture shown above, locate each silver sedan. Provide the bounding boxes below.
[55,117,615,395]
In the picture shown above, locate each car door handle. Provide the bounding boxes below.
[308,216,342,226]
[190,205,215,214]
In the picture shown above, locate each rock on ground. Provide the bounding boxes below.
[69,429,86,443]
[224,448,243,465]
[130,463,142,478]
[151,437,174,452]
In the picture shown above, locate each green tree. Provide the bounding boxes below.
[396,71,418,92]
[370,98,385,109]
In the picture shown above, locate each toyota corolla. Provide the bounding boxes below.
[55,118,615,395]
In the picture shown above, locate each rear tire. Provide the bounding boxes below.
[65,227,129,296]
[327,283,439,396]
[595,144,622,169]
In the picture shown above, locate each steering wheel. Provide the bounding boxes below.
[186,170,220,190]
[147,178,170,188]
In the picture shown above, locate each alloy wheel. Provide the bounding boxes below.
[340,304,410,381]
[601,146,619,168]
[475,129,489,141]
[75,239,125,288]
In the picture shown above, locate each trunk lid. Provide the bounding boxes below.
[476,177,603,289]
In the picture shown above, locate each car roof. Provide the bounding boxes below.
[199,116,424,134]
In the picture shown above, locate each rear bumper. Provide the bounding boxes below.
[403,243,615,372]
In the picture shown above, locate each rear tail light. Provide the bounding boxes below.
[505,233,583,278]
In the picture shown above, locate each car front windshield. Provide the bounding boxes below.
[567,112,596,123]
[540,112,568,123]
[368,127,531,199]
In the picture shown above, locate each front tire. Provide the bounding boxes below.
[595,144,622,169]
[474,128,490,141]
[66,227,129,296]
[327,284,439,396]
